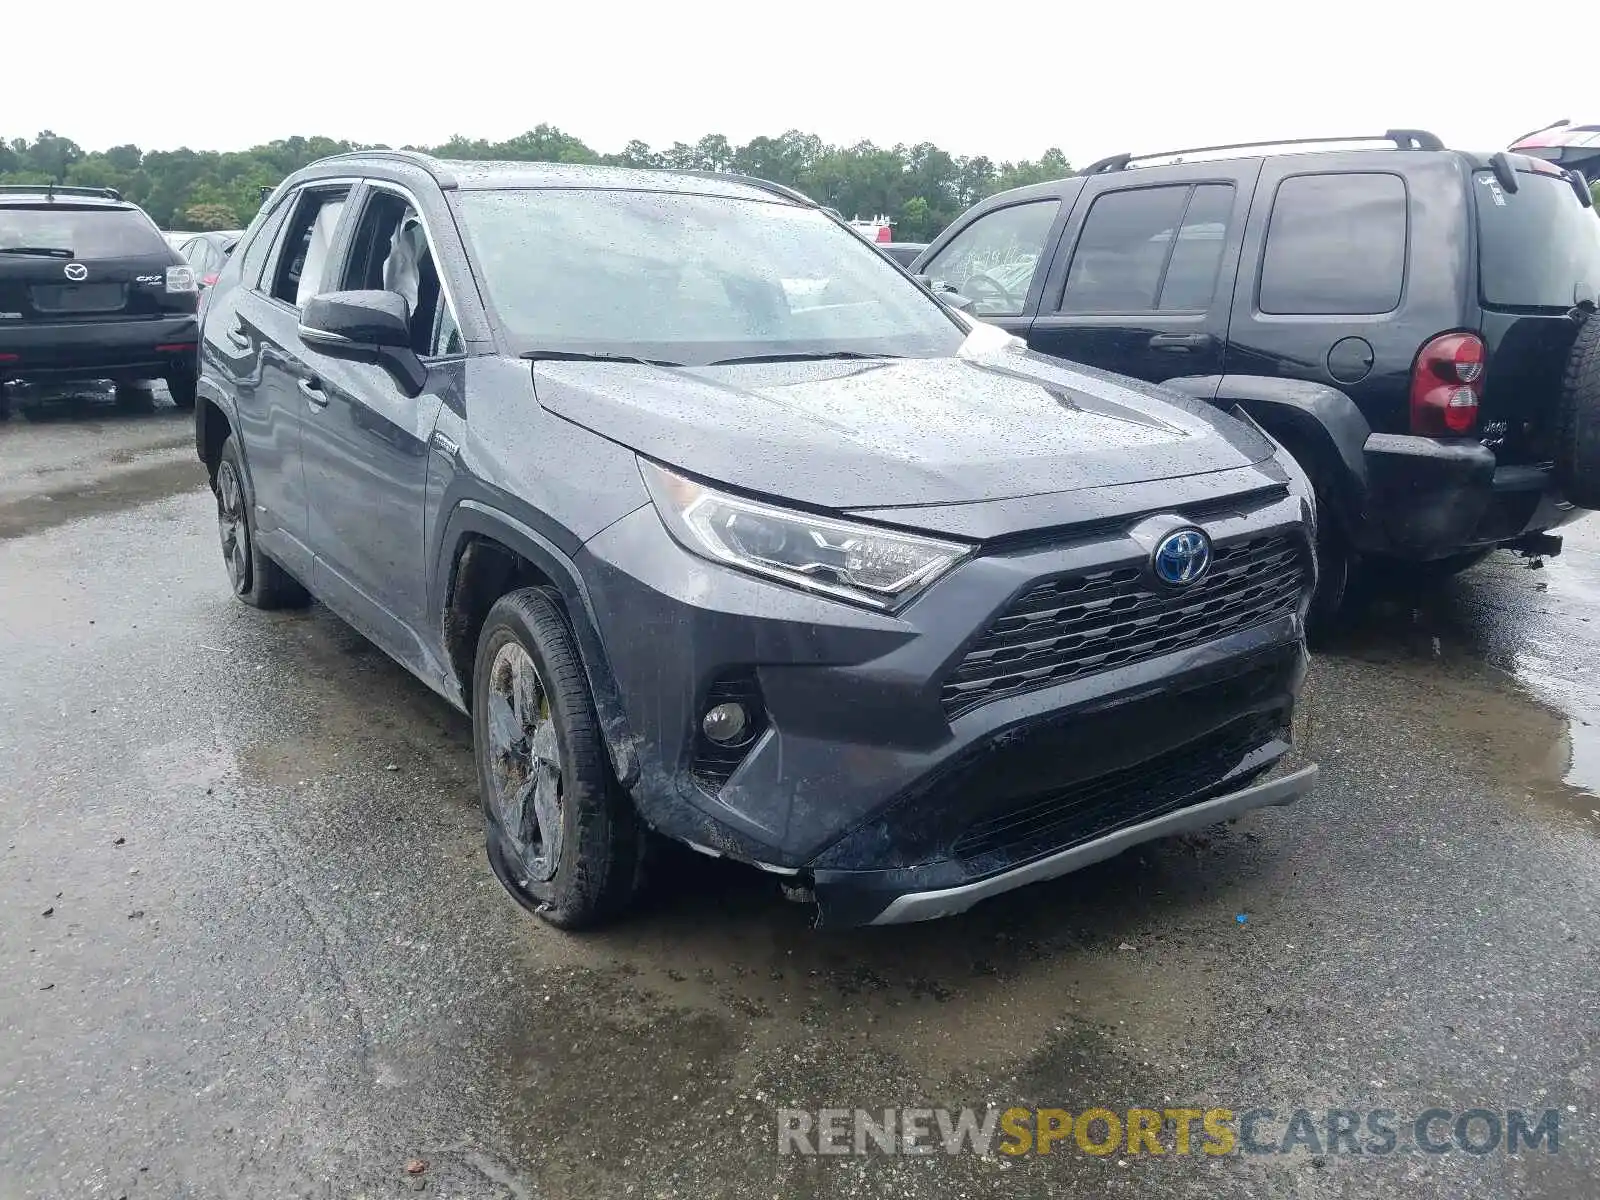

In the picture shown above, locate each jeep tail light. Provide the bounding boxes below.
[1410,332,1485,436]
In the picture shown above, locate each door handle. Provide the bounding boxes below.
[225,321,250,350]
[298,377,329,407]
[1148,333,1214,352]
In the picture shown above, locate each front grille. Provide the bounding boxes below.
[952,709,1287,863]
[943,534,1308,718]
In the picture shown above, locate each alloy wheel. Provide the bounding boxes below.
[485,640,564,883]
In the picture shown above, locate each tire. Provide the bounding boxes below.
[213,435,310,609]
[473,587,642,929]
[1556,310,1600,510]
[1306,496,1356,637]
[165,373,197,411]
[113,382,156,414]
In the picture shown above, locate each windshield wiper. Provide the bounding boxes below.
[0,245,74,258]
[521,350,683,367]
[706,351,905,366]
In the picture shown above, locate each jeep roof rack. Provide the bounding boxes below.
[0,182,123,202]
[1080,129,1446,175]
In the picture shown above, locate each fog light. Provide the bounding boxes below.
[702,701,749,745]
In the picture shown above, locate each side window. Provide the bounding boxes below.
[923,200,1059,316]
[1156,184,1234,311]
[430,300,463,358]
[340,187,459,358]
[267,189,348,309]
[238,197,293,291]
[1059,186,1192,313]
[180,238,204,267]
[1259,173,1407,315]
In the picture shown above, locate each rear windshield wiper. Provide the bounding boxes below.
[0,245,74,258]
[521,350,683,367]
[706,351,904,365]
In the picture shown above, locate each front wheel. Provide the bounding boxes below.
[474,587,642,929]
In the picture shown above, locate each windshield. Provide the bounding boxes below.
[0,205,172,258]
[1474,169,1600,309]
[453,188,965,364]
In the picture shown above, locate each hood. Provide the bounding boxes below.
[530,345,1274,511]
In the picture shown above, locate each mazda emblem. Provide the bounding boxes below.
[63,263,88,282]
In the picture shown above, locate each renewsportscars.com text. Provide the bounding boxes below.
[777,1106,1564,1157]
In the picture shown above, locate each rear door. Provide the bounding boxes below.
[1026,161,1260,386]
[226,183,352,577]
[0,203,187,327]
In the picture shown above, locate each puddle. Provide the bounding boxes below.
[0,457,207,540]
[1318,528,1600,832]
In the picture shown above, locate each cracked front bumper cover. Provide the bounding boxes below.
[814,763,1317,926]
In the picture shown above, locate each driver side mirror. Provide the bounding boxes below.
[299,289,411,350]
[298,289,426,397]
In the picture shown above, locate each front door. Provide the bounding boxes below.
[1024,163,1260,388]
[915,195,1069,342]
[297,183,461,675]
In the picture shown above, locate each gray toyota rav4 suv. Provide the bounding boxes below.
[194,151,1318,928]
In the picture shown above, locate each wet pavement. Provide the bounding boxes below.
[2,402,1598,1199]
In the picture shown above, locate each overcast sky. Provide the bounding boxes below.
[1,1,1581,164]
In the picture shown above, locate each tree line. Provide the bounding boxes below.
[0,128,1072,240]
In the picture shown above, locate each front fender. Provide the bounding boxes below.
[431,499,644,787]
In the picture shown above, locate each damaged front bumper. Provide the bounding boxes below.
[577,486,1316,928]
[820,762,1317,926]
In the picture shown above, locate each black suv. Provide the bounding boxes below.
[195,151,1318,928]
[0,185,200,410]
[913,131,1600,620]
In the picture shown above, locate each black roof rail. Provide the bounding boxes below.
[0,182,123,201]
[670,169,817,207]
[1080,129,1446,175]
[314,148,459,188]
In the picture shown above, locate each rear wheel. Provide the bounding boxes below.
[1556,311,1600,510]
[214,435,309,609]
[474,587,642,929]
[165,373,197,411]
[112,382,155,414]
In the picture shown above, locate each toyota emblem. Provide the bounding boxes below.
[63,263,88,282]
[1152,528,1213,587]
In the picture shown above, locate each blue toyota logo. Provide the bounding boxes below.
[1153,529,1211,586]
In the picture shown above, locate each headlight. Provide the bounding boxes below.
[640,460,969,610]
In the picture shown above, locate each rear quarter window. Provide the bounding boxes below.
[1259,172,1408,315]
[1475,170,1600,309]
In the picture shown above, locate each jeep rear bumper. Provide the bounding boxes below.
[1356,433,1581,560]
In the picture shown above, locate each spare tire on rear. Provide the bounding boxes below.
[1556,310,1600,511]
